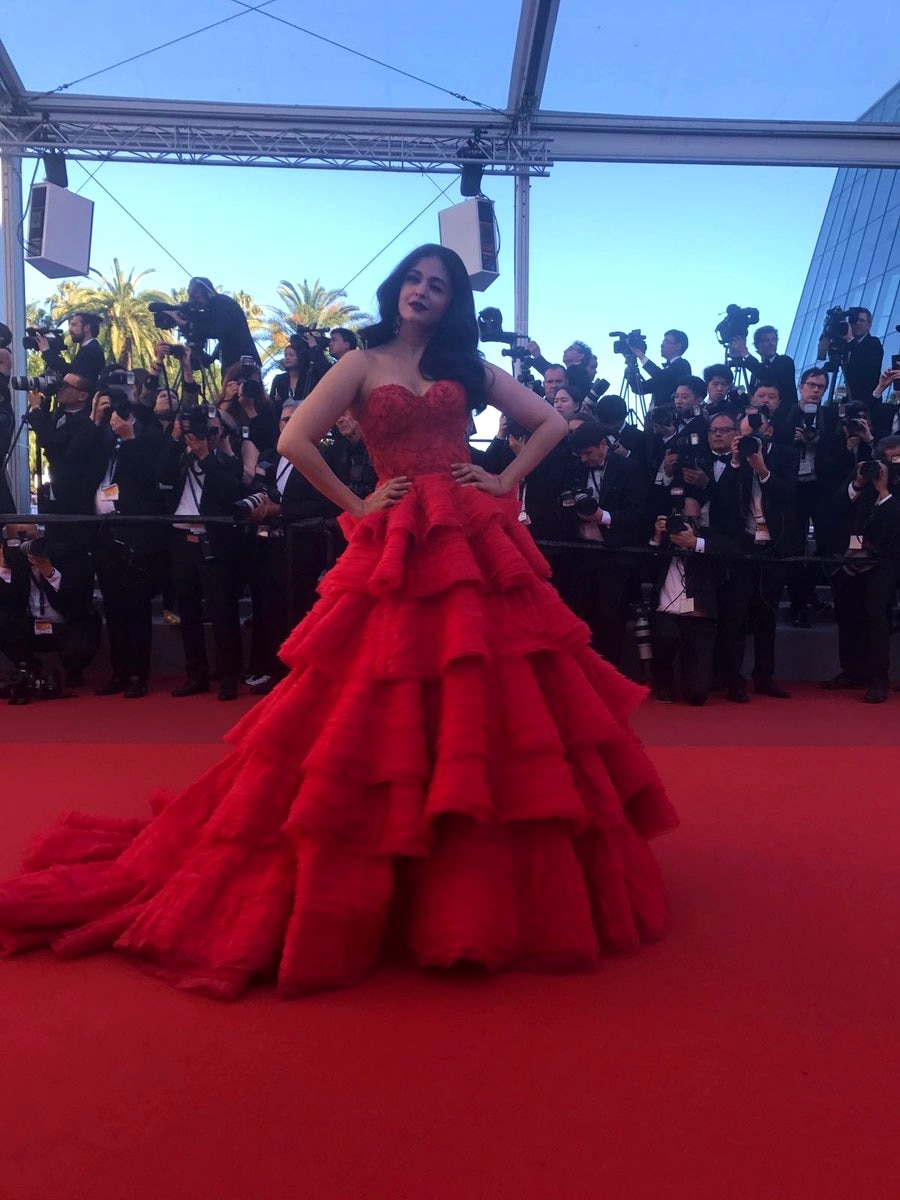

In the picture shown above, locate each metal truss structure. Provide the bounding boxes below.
[3,0,900,503]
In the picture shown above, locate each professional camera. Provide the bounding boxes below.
[649,405,677,430]
[148,301,204,333]
[714,304,760,347]
[0,663,64,705]
[744,408,768,431]
[609,330,646,357]
[18,535,50,558]
[290,326,330,354]
[799,404,818,431]
[233,488,277,523]
[0,321,12,349]
[179,403,211,440]
[22,325,66,354]
[95,365,135,418]
[9,372,61,394]
[672,430,702,471]
[662,486,690,534]
[477,307,515,345]
[573,492,600,517]
[822,306,850,343]
[163,343,186,359]
[587,377,611,403]
[857,459,881,484]
[737,434,762,460]
[232,355,260,382]
[837,402,868,436]
[817,306,852,369]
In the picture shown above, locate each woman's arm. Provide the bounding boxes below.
[277,349,408,517]
[453,366,567,495]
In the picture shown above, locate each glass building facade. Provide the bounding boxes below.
[787,86,900,376]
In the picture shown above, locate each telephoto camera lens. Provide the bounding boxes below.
[857,459,880,483]
[574,493,600,517]
[738,435,762,459]
[233,492,271,523]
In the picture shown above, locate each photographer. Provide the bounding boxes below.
[0,522,100,690]
[269,331,331,415]
[823,439,900,702]
[541,364,568,404]
[328,328,358,361]
[869,366,900,438]
[24,373,97,518]
[526,340,593,394]
[326,410,378,501]
[142,341,200,408]
[647,377,709,515]
[163,277,259,371]
[594,394,646,467]
[560,420,646,667]
[0,323,13,512]
[778,368,846,624]
[632,329,691,410]
[703,365,739,417]
[729,326,797,409]
[33,312,106,387]
[648,495,737,706]
[87,387,164,699]
[710,406,798,702]
[842,308,884,412]
[552,384,584,420]
[242,400,343,692]
[218,365,278,454]
[158,406,245,700]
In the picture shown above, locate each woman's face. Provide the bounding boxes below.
[155,390,177,417]
[284,345,298,369]
[554,389,578,418]
[397,255,452,330]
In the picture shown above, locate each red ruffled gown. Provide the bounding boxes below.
[0,381,678,999]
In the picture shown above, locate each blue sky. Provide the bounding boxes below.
[4,0,896,422]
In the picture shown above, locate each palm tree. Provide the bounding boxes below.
[264,280,370,362]
[47,260,173,369]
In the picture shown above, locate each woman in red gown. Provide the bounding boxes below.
[0,245,677,999]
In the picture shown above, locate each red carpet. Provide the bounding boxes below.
[1,684,898,1199]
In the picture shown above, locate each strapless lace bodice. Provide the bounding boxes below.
[358,381,471,479]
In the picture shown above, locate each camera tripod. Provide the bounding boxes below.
[724,354,753,394]
[619,356,648,421]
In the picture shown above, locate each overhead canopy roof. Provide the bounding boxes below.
[2,0,900,171]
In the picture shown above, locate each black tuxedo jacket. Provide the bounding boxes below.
[157,438,245,556]
[636,356,691,410]
[565,453,647,548]
[708,440,798,552]
[844,335,884,409]
[254,449,340,524]
[42,337,106,386]
[832,477,900,556]
[745,353,797,407]
[25,404,98,514]
[650,526,738,619]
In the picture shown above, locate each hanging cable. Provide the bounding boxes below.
[32,1,277,99]
[340,177,456,293]
[229,0,508,117]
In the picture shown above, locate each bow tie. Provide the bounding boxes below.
[713,453,731,463]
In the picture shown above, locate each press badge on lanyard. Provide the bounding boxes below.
[34,620,53,636]
[101,484,119,503]
[754,520,771,544]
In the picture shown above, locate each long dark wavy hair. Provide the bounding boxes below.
[361,244,488,412]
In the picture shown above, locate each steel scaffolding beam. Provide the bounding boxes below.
[2,90,900,171]
[0,94,549,175]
